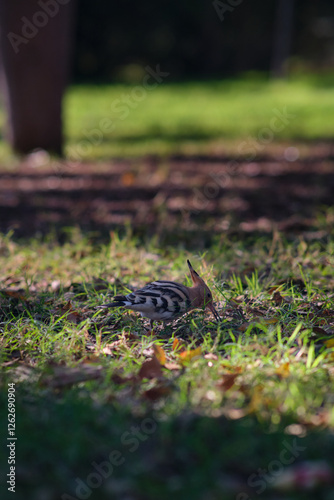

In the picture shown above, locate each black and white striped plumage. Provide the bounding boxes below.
[101,260,220,328]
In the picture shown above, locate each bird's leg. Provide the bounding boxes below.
[148,319,155,335]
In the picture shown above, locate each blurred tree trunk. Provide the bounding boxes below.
[271,0,295,78]
[0,0,76,155]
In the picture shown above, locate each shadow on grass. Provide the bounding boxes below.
[0,151,333,246]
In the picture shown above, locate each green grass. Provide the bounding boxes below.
[0,230,334,499]
[63,74,334,159]
[1,74,334,162]
[1,74,334,499]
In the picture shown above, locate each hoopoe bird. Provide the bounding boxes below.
[101,260,220,329]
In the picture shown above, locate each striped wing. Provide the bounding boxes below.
[122,280,192,321]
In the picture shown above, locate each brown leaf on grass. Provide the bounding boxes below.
[40,364,104,388]
[138,356,164,380]
[153,344,166,365]
[172,338,187,352]
[312,326,333,337]
[246,306,265,316]
[178,346,201,363]
[1,289,27,300]
[217,373,239,392]
[172,338,180,351]
[276,362,290,379]
[273,291,283,305]
[318,309,334,319]
[60,301,83,324]
[67,312,82,324]
[237,322,251,332]
[143,384,172,401]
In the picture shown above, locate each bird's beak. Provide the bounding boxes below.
[207,302,220,322]
[187,259,202,286]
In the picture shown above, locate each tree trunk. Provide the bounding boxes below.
[0,0,76,155]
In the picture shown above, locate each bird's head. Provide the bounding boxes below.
[187,260,220,321]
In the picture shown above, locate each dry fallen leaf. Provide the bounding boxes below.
[172,338,179,351]
[172,338,187,351]
[276,362,290,379]
[247,306,265,316]
[238,322,251,332]
[273,291,283,305]
[102,345,115,356]
[153,344,166,365]
[217,373,239,391]
[312,326,331,337]
[60,301,83,324]
[1,289,27,300]
[143,384,172,401]
[138,356,164,380]
[178,346,201,363]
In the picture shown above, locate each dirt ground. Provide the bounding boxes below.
[0,146,333,243]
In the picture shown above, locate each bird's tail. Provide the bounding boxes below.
[99,295,127,308]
